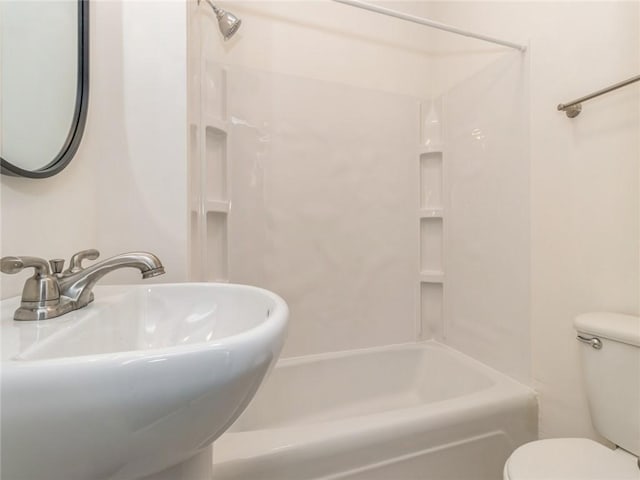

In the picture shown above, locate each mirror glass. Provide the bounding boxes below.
[0,0,88,178]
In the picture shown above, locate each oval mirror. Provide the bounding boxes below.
[0,0,89,178]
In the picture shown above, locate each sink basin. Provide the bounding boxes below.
[1,283,288,480]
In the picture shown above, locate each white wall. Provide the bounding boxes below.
[426,0,639,442]
[0,1,189,298]
[528,1,639,442]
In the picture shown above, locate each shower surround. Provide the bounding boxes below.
[187,1,531,477]
[189,55,529,379]
[186,59,532,478]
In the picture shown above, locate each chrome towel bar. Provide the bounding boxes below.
[558,74,640,118]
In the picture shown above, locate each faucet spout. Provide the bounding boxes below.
[59,252,165,308]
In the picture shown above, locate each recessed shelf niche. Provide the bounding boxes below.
[421,282,443,341]
[420,217,443,274]
[206,212,228,282]
[188,50,230,282]
[190,210,202,280]
[189,124,200,210]
[205,126,228,202]
[420,152,443,210]
[417,97,445,342]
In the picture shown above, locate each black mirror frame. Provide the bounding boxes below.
[1,0,89,179]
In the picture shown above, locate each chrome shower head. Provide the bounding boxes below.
[200,0,242,41]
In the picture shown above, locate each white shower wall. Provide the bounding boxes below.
[442,52,530,384]
[196,1,435,98]
[226,68,420,357]
[189,1,531,371]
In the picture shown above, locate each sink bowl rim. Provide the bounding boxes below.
[2,282,289,367]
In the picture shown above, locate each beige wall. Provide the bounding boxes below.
[0,1,189,298]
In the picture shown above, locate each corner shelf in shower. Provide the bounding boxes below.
[204,199,230,213]
[418,99,445,342]
[419,207,444,219]
[190,114,230,283]
[188,48,231,283]
[420,270,444,283]
[191,200,231,214]
[203,115,228,133]
[418,146,443,155]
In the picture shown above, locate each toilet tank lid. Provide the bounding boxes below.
[574,312,640,347]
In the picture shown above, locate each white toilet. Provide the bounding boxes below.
[504,312,640,479]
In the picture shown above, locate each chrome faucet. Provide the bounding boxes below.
[0,250,165,321]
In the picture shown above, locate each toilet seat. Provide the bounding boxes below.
[504,438,640,479]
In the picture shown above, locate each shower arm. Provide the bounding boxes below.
[200,0,222,18]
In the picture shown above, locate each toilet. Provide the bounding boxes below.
[504,312,640,479]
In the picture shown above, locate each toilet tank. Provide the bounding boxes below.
[574,313,640,456]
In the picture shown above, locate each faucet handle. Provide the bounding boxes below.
[67,249,100,273]
[1,256,51,276]
[1,256,60,311]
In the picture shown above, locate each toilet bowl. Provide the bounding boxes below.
[503,438,639,479]
[504,313,640,479]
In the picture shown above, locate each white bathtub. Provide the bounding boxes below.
[212,342,537,480]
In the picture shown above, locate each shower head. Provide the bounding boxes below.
[199,0,242,41]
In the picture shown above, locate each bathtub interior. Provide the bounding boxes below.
[229,342,497,432]
[214,342,537,480]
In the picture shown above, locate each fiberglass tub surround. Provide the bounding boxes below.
[213,342,537,480]
[188,2,532,477]
[1,282,288,480]
[184,2,537,480]
[195,53,529,372]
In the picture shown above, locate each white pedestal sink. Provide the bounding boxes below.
[1,283,288,480]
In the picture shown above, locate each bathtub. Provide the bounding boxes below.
[212,342,537,480]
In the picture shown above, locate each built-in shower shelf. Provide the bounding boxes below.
[419,208,444,219]
[418,145,443,155]
[204,200,230,213]
[420,271,445,283]
[418,99,445,341]
[190,201,230,214]
[203,115,228,133]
